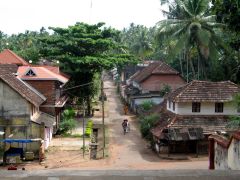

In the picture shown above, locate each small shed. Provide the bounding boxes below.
[153,127,204,155]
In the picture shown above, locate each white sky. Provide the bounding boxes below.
[0,0,166,35]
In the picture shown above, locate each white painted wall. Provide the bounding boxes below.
[167,101,240,115]
[215,142,229,170]
[228,139,240,170]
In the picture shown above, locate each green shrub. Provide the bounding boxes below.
[58,108,77,134]
[85,120,93,137]
[227,115,240,129]
[59,118,77,134]
[140,114,159,139]
[140,100,155,111]
[159,84,171,97]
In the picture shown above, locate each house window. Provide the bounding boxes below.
[173,102,175,111]
[168,99,171,109]
[192,102,201,112]
[25,69,36,76]
[215,103,224,113]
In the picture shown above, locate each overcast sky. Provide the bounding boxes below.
[0,0,166,35]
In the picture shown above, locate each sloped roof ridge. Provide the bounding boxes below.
[171,80,240,102]
[173,81,193,101]
[17,77,46,101]
[0,74,45,106]
[4,49,29,65]
[40,66,66,83]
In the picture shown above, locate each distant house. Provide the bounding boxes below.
[123,61,186,112]
[17,65,69,131]
[209,131,240,170]
[120,62,149,84]
[151,80,240,155]
[0,65,55,157]
[0,49,29,66]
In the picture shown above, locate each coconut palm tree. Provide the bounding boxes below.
[157,0,226,80]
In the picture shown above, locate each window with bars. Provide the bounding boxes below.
[215,102,224,113]
[192,102,201,112]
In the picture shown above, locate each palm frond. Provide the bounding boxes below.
[194,0,209,16]
[157,19,189,26]
[208,40,218,61]
[205,22,226,28]
[201,15,217,23]
[197,28,211,47]
[167,33,189,60]
[176,0,194,17]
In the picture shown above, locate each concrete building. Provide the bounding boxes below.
[209,131,240,170]
[0,65,54,158]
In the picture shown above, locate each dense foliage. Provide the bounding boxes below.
[39,23,136,114]
[140,114,159,139]
[59,108,77,134]
[140,100,155,112]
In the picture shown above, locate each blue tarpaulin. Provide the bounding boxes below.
[0,139,33,143]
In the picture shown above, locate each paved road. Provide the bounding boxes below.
[0,170,240,179]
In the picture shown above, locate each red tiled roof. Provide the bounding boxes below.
[0,73,46,107]
[168,80,240,102]
[17,66,69,84]
[132,61,180,83]
[0,49,29,66]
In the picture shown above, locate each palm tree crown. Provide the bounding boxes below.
[157,0,225,79]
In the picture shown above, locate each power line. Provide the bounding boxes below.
[62,81,94,92]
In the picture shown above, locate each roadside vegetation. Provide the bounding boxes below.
[59,108,77,135]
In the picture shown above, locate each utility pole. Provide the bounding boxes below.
[101,72,105,158]
[82,100,85,158]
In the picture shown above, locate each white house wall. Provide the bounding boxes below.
[228,139,240,170]
[167,101,239,115]
[214,142,229,170]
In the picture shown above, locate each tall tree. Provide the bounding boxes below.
[211,0,240,83]
[120,23,154,60]
[40,22,135,114]
[156,0,226,80]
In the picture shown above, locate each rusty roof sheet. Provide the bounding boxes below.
[168,80,240,102]
[132,61,179,83]
[167,127,204,141]
[0,73,46,107]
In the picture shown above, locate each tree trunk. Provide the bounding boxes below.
[87,96,91,116]
[190,59,196,79]
[179,53,183,76]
